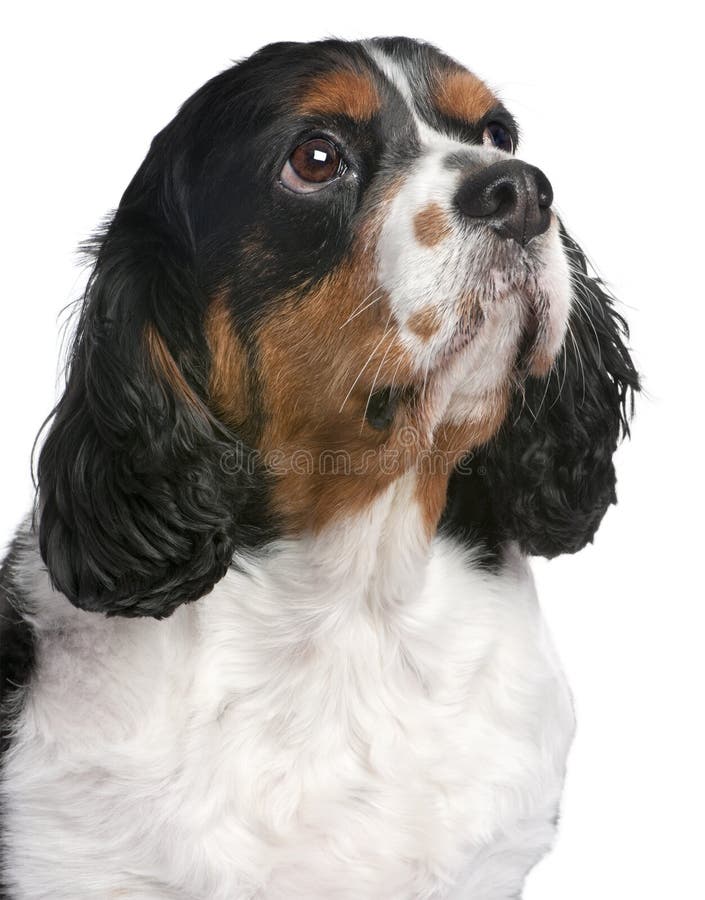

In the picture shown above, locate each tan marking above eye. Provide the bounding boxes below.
[407,306,443,341]
[432,68,497,124]
[413,203,453,247]
[298,68,381,120]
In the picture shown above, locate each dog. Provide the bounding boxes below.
[0,37,638,899]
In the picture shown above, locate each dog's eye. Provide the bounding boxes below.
[483,122,514,154]
[280,138,346,193]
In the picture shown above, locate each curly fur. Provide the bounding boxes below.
[36,171,272,617]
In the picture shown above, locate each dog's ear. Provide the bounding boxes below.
[36,145,269,618]
[444,225,639,558]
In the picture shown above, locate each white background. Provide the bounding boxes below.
[1,2,702,897]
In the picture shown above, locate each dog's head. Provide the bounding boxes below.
[37,38,638,616]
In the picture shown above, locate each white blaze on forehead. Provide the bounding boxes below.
[365,44,475,153]
[363,45,417,113]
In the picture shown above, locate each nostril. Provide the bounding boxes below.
[455,160,554,245]
[458,173,519,220]
[487,180,518,218]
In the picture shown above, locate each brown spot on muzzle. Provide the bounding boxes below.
[298,68,381,121]
[408,306,443,341]
[433,68,496,124]
[413,203,452,247]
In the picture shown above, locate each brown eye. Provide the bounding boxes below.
[280,138,346,193]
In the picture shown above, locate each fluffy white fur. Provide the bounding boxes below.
[2,481,574,899]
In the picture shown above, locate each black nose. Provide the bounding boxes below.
[455,160,553,246]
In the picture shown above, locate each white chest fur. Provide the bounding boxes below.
[3,491,575,900]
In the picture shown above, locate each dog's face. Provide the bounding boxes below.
[186,39,571,527]
[37,38,638,616]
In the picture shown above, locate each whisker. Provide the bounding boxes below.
[565,317,586,407]
[532,359,555,420]
[569,289,603,370]
[548,341,569,412]
[360,317,397,433]
[339,285,386,329]
[387,350,407,406]
[511,381,527,426]
[339,316,394,414]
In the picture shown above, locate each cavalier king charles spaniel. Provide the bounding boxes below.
[0,37,638,899]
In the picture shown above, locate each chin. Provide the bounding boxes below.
[0,37,638,900]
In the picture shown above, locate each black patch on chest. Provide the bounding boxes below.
[440,463,504,569]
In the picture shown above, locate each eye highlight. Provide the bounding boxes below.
[483,122,514,154]
[280,138,346,193]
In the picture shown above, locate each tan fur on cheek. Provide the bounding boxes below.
[298,69,381,121]
[254,250,422,534]
[433,69,497,124]
[413,203,452,247]
[205,295,250,432]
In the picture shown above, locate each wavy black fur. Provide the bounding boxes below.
[442,225,639,559]
[36,137,272,619]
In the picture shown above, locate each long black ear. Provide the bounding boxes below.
[443,225,640,559]
[36,147,268,618]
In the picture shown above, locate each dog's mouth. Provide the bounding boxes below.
[435,290,546,373]
[364,302,542,433]
[364,263,561,433]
